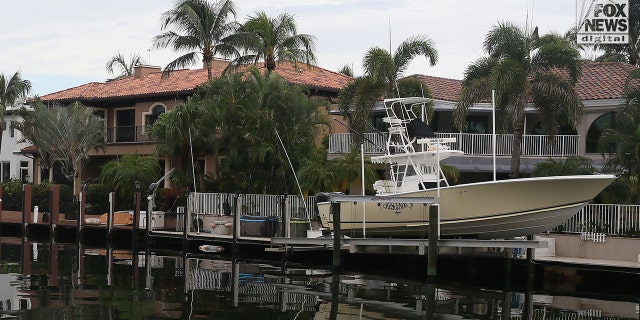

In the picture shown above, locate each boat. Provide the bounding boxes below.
[316,97,616,239]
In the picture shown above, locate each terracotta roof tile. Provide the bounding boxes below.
[408,61,637,102]
[40,62,352,102]
[407,74,461,102]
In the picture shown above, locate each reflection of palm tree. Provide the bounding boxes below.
[455,22,583,178]
[236,11,317,71]
[106,52,145,80]
[154,0,240,79]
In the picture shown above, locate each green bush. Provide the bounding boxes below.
[86,183,111,215]
[1,179,24,211]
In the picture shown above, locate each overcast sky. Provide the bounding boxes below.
[1,0,590,97]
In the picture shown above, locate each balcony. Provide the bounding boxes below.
[105,126,155,144]
[329,133,581,157]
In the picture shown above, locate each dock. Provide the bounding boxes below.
[0,184,638,283]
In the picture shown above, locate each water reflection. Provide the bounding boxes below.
[0,236,638,319]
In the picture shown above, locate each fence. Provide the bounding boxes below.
[560,204,640,236]
[188,192,316,221]
[328,132,580,157]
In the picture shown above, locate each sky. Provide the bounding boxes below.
[1,0,590,97]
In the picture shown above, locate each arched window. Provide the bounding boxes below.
[586,112,616,153]
[145,105,165,127]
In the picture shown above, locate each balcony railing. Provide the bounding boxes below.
[105,126,155,143]
[329,132,580,157]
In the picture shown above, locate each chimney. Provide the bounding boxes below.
[134,65,162,78]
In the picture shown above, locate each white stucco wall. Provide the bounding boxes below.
[1,105,32,183]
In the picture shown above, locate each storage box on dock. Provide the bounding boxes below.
[138,211,165,229]
[240,216,278,237]
[276,218,309,237]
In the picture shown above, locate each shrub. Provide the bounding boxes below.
[1,179,25,211]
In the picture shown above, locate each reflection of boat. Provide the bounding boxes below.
[316,97,616,239]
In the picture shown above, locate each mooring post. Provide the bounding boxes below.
[107,192,115,245]
[232,194,240,256]
[280,194,288,237]
[427,204,439,281]
[50,184,60,241]
[331,201,341,270]
[78,186,86,241]
[22,184,32,238]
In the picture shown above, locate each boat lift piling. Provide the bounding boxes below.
[328,194,438,271]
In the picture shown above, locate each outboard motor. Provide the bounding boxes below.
[314,192,331,219]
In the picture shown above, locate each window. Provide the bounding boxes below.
[462,115,488,134]
[1,162,10,182]
[145,105,165,127]
[9,121,15,138]
[20,161,29,182]
[586,112,616,153]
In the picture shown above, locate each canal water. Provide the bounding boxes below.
[0,237,638,320]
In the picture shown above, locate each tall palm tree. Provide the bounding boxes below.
[16,101,105,190]
[454,22,583,178]
[153,0,240,78]
[0,71,31,154]
[106,52,145,81]
[339,35,438,137]
[236,11,317,71]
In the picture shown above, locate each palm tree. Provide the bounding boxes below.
[153,0,240,78]
[106,52,145,80]
[0,71,31,154]
[200,68,329,194]
[99,152,160,198]
[333,149,378,194]
[593,1,640,66]
[339,35,438,136]
[236,11,317,71]
[16,101,105,190]
[454,22,583,178]
[146,98,214,190]
[596,69,640,204]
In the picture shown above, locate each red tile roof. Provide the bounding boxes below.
[574,60,637,100]
[40,62,352,102]
[408,74,461,102]
[408,61,637,102]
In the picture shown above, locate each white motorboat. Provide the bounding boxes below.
[316,97,616,239]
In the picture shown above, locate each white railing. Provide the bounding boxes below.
[561,204,640,236]
[189,192,315,220]
[328,133,580,157]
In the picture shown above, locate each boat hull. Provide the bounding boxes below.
[316,175,616,239]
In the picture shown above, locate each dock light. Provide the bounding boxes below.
[135,180,141,192]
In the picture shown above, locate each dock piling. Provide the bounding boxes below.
[331,202,341,270]
[427,204,439,281]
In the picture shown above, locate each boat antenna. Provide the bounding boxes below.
[188,127,200,234]
[274,128,310,222]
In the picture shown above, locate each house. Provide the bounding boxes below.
[0,102,33,183]
[37,61,352,193]
[328,61,636,180]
